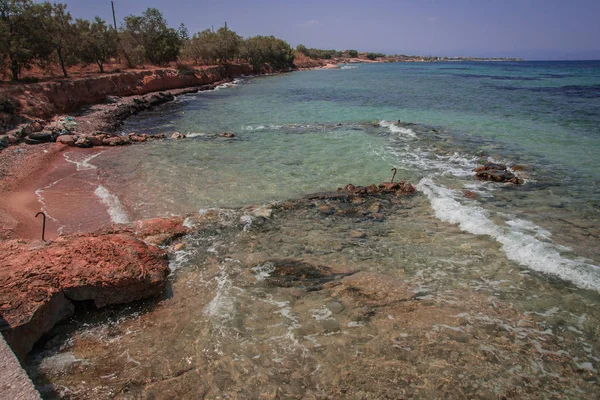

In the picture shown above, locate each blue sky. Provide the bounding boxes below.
[59,0,600,60]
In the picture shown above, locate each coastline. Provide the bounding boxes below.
[1,61,599,398]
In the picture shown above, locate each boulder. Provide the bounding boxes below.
[0,134,8,148]
[0,233,169,360]
[89,134,105,146]
[129,133,148,142]
[56,134,76,146]
[102,136,131,146]
[74,136,92,148]
[171,132,185,139]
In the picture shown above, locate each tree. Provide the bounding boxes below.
[45,2,76,77]
[296,44,308,55]
[241,35,294,69]
[214,26,240,63]
[119,8,182,66]
[347,49,358,58]
[181,29,218,64]
[177,22,188,41]
[77,17,117,73]
[0,0,53,80]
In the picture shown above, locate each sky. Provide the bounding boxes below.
[57,0,600,60]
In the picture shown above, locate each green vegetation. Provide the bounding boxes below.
[1,1,405,82]
[366,52,386,60]
[76,17,118,73]
[295,44,341,60]
[119,8,182,67]
[0,1,297,81]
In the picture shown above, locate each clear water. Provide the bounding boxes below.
[29,62,600,398]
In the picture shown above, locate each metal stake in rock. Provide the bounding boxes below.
[35,212,46,241]
[390,168,397,183]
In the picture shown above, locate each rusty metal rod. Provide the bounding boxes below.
[35,212,46,241]
[391,168,397,183]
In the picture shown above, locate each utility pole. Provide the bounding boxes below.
[111,1,117,30]
[224,21,227,29]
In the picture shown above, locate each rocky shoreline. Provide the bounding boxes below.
[0,63,523,364]
[0,65,276,365]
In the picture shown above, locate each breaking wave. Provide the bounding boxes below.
[417,178,600,292]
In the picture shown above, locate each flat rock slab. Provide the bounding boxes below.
[0,233,169,360]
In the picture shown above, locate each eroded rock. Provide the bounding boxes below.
[0,233,169,360]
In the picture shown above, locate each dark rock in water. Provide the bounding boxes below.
[474,162,523,184]
[318,205,336,215]
[258,260,353,290]
[220,132,235,138]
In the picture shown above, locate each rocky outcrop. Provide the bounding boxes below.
[473,162,523,184]
[0,232,170,360]
[0,65,258,120]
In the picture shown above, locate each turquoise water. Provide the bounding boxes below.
[29,61,600,398]
[105,61,600,287]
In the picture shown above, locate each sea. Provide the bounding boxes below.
[28,61,600,398]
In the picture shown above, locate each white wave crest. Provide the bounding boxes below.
[94,185,129,224]
[379,120,417,138]
[63,151,103,171]
[417,178,600,292]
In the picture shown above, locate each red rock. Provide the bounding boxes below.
[56,134,76,146]
[133,216,190,245]
[102,136,131,146]
[89,134,105,146]
[0,233,169,360]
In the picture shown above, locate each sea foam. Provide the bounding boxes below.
[417,178,600,292]
[379,120,417,138]
[94,185,129,224]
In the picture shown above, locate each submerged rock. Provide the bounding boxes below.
[0,233,169,360]
[257,260,353,291]
[473,162,523,184]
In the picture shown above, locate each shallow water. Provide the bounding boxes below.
[28,61,600,398]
